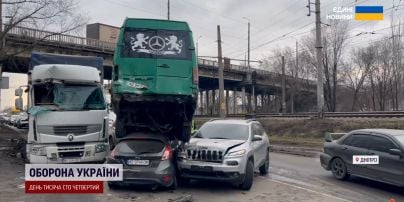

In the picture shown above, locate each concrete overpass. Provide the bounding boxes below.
[1,25,316,114]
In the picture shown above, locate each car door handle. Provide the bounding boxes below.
[341,147,348,150]
[157,64,170,68]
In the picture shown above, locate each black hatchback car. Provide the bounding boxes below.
[320,129,404,187]
[107,133,178,189]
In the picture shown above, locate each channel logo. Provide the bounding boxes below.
[352,155,379,165]
[355,6,384,21]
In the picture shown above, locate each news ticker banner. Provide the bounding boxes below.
[25,164,123,194]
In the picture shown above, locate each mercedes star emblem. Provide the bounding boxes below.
[67,134,74,141]
[149,36,165,51]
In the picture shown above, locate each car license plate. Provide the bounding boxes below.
[62,158,81,163]
[127,159,149,166]
[191,165,213,172]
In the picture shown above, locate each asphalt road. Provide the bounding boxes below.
[1,125,403,202]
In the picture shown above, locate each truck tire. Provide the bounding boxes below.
[115,119,125,138]
[239,160,254,190]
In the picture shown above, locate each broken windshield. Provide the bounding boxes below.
[33,83,106,111]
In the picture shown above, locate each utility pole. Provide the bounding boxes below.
[291,41,298,113]
[217,25,225,118]
[167,0,170,20]
[307,0,324,118]
[281,56,286,113]
[0,0,3,112]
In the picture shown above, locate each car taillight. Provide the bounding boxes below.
[162,144,173,161]
[192,67,199,84]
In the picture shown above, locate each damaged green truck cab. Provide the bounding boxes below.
[112,18,198,142]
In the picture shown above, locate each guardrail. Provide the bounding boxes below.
[4,24,116,51]
[195,111,404,118]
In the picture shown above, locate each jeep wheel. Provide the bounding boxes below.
[239,160,254,190]
[259,151,270,175]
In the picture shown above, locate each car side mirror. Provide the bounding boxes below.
[252,135,262,141]
[388,149,402,156]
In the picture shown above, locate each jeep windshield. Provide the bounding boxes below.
[195,123,249,140]
[33,83,106,111]
[121,28,191,60]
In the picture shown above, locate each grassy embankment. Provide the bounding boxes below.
[194,117,404,148]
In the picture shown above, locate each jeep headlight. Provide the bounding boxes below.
[226,149,246,157]
[31,146,46,156]
[95,144,106,153]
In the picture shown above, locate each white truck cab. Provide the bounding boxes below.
[16,64,109,163]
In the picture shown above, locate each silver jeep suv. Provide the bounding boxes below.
[177,119,270,190]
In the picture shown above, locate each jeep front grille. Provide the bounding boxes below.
[186,149,224,162]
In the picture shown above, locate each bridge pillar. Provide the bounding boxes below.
[225,90,229,115]
[247,93,251,113]
[233,87,237,114]
[254,93,258,113]
[261,93,265,112]
[212,90,216,115]
[206,90,210,116]
[241,86,246,113]
[199,90,203,115]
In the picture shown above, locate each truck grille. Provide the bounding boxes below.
[37,125,102,136]
[186,149,224,162]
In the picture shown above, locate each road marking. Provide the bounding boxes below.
[270,178,352,202]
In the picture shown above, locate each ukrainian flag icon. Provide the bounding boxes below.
[355,6,383,20]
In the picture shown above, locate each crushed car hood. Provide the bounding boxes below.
[187,138,245,151]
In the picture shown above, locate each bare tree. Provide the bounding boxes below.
[302,20,349,112]
[343,45,376,111]
[0,0,87,63]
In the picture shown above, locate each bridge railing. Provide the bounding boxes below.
[197,58,316,85]
[4,24,116,51]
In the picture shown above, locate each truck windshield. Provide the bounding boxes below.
[33,83,105,111]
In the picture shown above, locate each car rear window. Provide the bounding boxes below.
[196,123,249,140]
[116,140,165,155]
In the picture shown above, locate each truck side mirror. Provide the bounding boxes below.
[15,98,23,111]
[15,88,23,97]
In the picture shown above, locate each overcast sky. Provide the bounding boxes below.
[1,0,402,110]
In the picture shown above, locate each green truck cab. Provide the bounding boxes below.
[111,18,198,142]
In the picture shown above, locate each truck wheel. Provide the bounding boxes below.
[259,151,270,175]
[115,119,125,138]
[109,136,115,150]
[239,160,254,190]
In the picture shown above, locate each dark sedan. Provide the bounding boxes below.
[320,129,404,187]
[107,133,178,190]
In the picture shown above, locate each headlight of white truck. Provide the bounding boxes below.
[95,144,106,153]
[31,146,47,156]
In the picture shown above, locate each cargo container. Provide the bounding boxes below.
[86,23,120,44]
